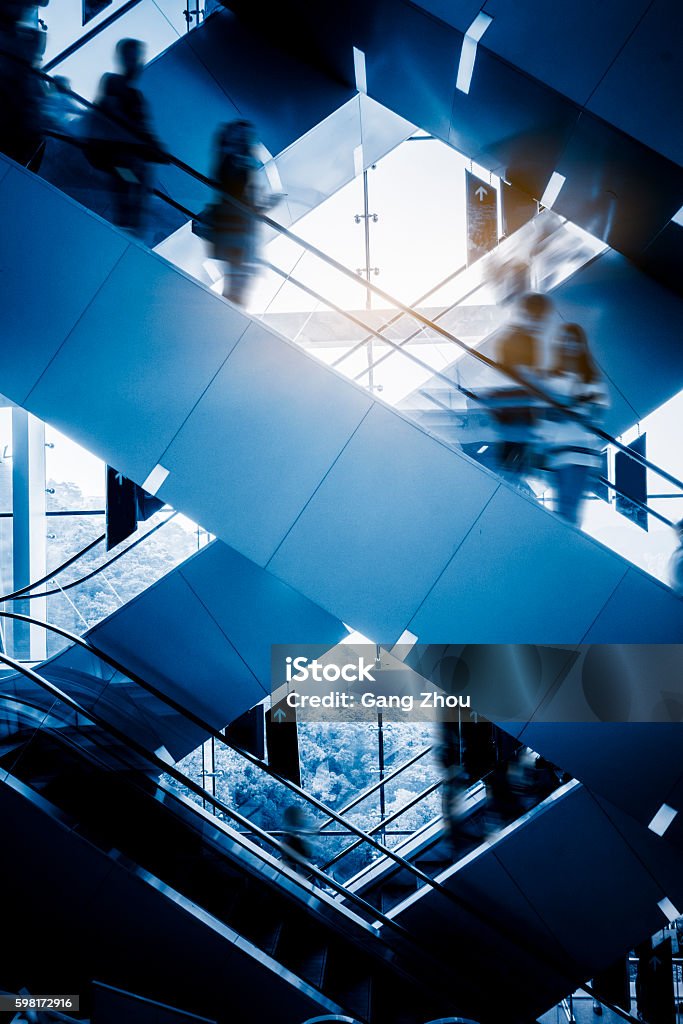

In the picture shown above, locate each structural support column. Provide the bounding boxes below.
[11,408,46,661]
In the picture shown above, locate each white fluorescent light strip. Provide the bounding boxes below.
[658,897,681,923]
[672,205,683,227]
[540,171,567,209]
[353,143,364,177]
[142,464,170,496]
[353,46,367,94]
[390,630,419,661]
[648,803,678,837]
[456,11,493,94]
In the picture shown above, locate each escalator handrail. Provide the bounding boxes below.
[0,511,178,603]
[262,259,680,529]
[318,744,434,828]
[320,778,443,873]
[0,608,499,917]
[0,648,588,993]
[0,531,105,602]
[327,258,469,371]
[12,60,683,499]
[0,650,424,952]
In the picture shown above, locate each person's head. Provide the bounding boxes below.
[283,805,306,829]
[553,322,597,381]
[518,291,554,324]
[115,37,146,79]
[217,119,257,158]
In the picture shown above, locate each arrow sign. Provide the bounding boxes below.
[466,171,498,265]
[273,707,287,723]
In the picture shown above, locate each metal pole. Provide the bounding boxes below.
[362,168,374,391]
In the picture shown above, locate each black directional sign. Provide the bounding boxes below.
[615,432,648,532]
[466,171,498,265]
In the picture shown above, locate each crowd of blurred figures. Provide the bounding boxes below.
[0,4,280,304]
[3,10,683,557]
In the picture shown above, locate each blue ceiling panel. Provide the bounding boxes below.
[553,112,683,253]
[495,785,666,969]
[0,162,129,406]
[268,403,500,642]
[26,245,250,485]
[159,319,373,566]
[587,0,683,167]
[182,10,355,156]
[448,45,581,200]
[637,221,683,298]
[365,0,463,141]
[408,485,626,643]
[90,568,268,731]
[582,568,683,641]
[520,721,683,826]
[178,541,348,685]
[480,0,650,107]
[409,0,489,34]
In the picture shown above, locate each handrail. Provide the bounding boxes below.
[0,608,477,912]
[0,650,420,952]
[0,646,589,995]
[9,57,683,507]
[261,260,680,528]
[328,259,468,370]
[7,62,681,540]
[321,778,442,873]
[320,744,434,826]
[0,531,105,601]
[0,511,177,603]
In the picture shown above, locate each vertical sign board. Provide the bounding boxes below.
[105,467,164,550]
[466,171,498,265]
[615,433,648,532]
[637,938,675,1024]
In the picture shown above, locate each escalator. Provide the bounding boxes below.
[2,627,682,1023]
[2,123,683,643]
[0,523,348,743]
[0,654,490,1024]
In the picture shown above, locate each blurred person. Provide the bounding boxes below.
[199,119,283,305]
[0,0,49,31]
[542,322,609,525]
[436,720,471,849]
[485,292,556,478]
[0,13,47,168]
[87,38,167,236]
[44,74,81,130]
[281,804,314,873]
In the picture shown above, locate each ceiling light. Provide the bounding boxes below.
[540,171,566,209]
[456,11,493,94]
[648,803,678,837]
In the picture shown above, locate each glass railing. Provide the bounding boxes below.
[3,640,556,1012]
[0,509,209,658]
[0,612,571,928]
[6,64,683,588]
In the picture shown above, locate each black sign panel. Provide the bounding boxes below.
[82,0,112,26]
[637,938,675,1024]
[615,433,648,532]
[466,171,498,265]
[105,466,164,550]
[266,701,301,786]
